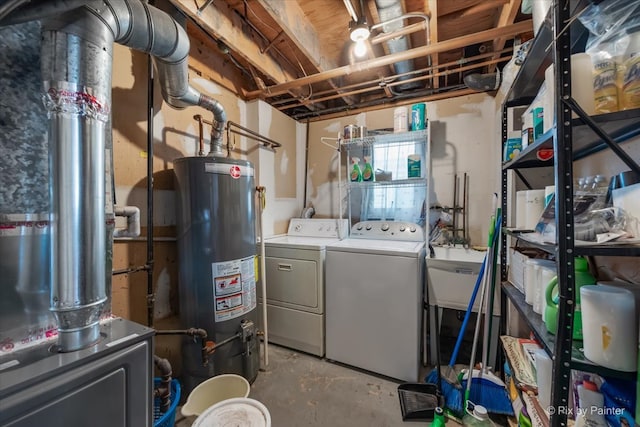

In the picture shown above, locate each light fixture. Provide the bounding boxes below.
[349,18,370,43]
[353,40,367,57]
[349,18,370,58]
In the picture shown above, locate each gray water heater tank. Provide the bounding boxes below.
[174,156,260,395]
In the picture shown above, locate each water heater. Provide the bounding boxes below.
[174,156,260,395]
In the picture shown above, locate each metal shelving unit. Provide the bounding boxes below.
[340,128,430,232]
[499,1,640,426]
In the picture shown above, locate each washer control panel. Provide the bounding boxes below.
[287,218,349,238]
[350,221,424,241]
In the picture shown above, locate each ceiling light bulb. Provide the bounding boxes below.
[350,24,370,42]
[354,40,367,58]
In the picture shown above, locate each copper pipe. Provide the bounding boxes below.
[245,19,531,99]
[271,46,513,108]
[370,21,427,45]
[194,114,205,156]
[299,87,478,122]
[277,56,507,111]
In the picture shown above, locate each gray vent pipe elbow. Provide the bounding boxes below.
[103,0,227,155]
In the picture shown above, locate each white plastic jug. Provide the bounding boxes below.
[581,285,637,371]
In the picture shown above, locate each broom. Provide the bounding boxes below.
[461,213,514,416]
[424,209,499,415]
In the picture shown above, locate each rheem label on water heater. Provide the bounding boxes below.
[211,256,257,322]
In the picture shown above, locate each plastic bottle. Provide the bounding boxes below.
[462,405,496,427]
[431,407,446,427]
[544,256,596,339]
[350,157,362,182]
[619,28,640,110]
[362,156,373,181]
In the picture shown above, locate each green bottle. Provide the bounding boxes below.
[432,407,446,427]
[362,156,374,181]
[350,157,363,182]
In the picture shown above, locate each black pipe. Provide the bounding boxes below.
[146,53,155,328]
[156,328,212,366]
[153,355,172,414]
[112,264,150,276]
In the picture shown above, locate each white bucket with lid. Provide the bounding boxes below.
[181,374,251,417]
[192,397,271,427]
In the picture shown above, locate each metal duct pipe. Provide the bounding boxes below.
[41,8,113,352]
[373,0,423,91]
[33,0,228,352]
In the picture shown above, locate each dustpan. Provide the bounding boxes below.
[397,304,445,421]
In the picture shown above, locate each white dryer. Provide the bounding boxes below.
[325,221,426,382]
[261,218,348,356]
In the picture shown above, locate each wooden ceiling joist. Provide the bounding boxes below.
[244,19,532,99]
[490,0,523,72]
[169,0,297,86]
[256,0,356,106]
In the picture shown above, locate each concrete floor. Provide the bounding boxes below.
[175,343,419,426]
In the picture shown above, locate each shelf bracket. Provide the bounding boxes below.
[563,97,640,175]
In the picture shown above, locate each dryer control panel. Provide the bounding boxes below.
[350,221,424,241]
[287,218,349,239]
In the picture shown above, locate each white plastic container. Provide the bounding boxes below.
[534,349,552,410]
[581,284,638,371]
[393,107,408,133]
[516,190,545,230]
[181,374,251,417]
[531,0,552,36]
[537,263,556,316]
[523,259,554,306]
[192,398,271,427]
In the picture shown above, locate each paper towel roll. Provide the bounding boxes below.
[517,189,545,231]
[543,54,596,133]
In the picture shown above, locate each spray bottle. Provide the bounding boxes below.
[362,156,373,181]
[350,157,363,182]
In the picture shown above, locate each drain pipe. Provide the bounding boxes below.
[153,355,173,414]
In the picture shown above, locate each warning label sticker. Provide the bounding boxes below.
[212,256,257,322]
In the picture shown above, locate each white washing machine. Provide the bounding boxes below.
[261,218,348,356]
[325,221,426,382]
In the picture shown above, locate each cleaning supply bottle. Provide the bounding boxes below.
[350,157,362,182]
[462,404,496,426]
[362,156,373,181]
[431,407,445,427]
[544,256,596,339]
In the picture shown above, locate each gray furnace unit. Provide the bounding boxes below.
[174,156,260,395]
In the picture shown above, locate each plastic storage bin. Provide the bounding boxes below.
[154,378,181,427]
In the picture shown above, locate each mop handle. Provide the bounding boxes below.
[448,255,486,366]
